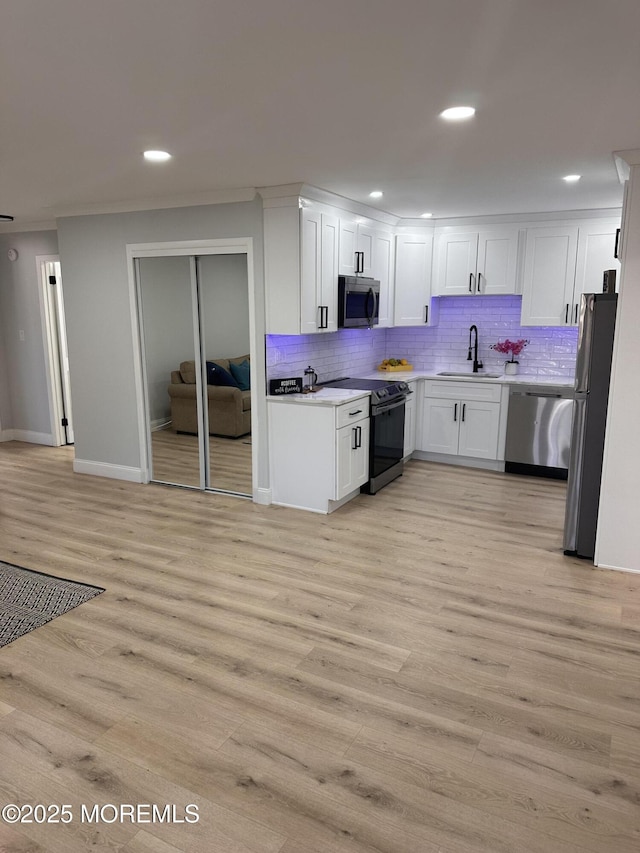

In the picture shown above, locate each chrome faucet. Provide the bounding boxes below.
[468,325,483,373]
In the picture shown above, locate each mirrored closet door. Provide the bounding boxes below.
[136,251,252,497]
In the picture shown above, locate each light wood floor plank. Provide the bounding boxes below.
[0,442,639,852]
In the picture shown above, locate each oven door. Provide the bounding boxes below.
[365,396,406,494]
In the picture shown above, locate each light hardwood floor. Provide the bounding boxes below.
[0,441,639,853]
[150,428,252,495]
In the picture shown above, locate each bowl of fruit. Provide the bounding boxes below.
[378,358,413,372]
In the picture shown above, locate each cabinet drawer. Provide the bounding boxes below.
[424,380,502,403]
[335,398,370,429]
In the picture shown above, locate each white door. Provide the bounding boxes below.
[394,233,433,326]
[434,232,478,295]
[573,222,620,324]
[373,228,395,327]
[300,208,322,334]
[420,398,459,454]
[320,213,339,332]
[477,229,520,295]
[338,218,358,275]
[458,401,500,459]
[40,258,74,446]
[520,226,579,326]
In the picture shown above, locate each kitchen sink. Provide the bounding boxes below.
[437,372,503,378]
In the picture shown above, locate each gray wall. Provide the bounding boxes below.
[138,256,196,424]
[56,199,265,482]
[0,230,59,438]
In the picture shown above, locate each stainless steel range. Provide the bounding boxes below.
[320,377,410,494]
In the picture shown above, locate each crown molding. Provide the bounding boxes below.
[613,149,640,183]
[258,183,400,226]
[52,187,258,219]
[0,219,57,234]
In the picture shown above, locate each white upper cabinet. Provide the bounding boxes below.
[434,227,520,296]
[339,218,395,326]
[264,200,340,334]
[520,220,619,327]
[573,221,620,305]
[394,231,438,326]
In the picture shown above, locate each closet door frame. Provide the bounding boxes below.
[127,238,257,496]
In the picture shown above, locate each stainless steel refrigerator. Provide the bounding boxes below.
[563,293,617,559]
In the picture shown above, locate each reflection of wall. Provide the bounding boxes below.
[138,256,194,425]
[199,254,249,359]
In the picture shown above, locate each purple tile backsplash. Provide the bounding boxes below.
[266,295,578,382]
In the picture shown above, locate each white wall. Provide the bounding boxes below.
[0,231,59,441]
[597,163,640,572]
[56,199,265,482]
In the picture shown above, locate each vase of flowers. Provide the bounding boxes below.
[490,338,529,375]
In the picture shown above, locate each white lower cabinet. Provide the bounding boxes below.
[268,396,370,513]
[419,381,502,462]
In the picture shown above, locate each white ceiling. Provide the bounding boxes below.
[2,0,639,227]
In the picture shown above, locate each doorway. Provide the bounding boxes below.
[132,242,255,498]
[37,256,74,446]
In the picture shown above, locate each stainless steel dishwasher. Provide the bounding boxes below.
[505,384,574,479]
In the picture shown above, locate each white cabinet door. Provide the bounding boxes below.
[394,233,434,326]
[520,226,579,326]
[420,398,459,454]
[458,401,500,459]
[356,225,374,277]
[573,222,620,324]
[434,232,478,295]
[301,209,339,334]
[477,229,520,295]
[338,219,358,275]
[335,419,370,500]
[300,208,322,334]
[320,213,339,332]
[372,228,395,327]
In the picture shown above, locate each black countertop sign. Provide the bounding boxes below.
[269,377,303,395]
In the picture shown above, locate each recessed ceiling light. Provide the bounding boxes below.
[563,174,581,182]
[420,212,433,219]
[369,191,383,199]
[143,150,172,162]
[440,106,476,120]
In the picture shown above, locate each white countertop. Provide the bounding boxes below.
[268,388,371,406]
[360,370,574,388]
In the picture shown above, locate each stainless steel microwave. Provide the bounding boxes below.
[338,276,380,328]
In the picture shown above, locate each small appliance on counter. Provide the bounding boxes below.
[320,376,410,494]
[303,365,319,393]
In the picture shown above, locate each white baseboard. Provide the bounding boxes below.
[73,458,144,483]
[253,487,272,505]
[593,561,640,575]
[2,429,55,446]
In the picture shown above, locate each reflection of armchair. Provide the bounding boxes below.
[168,356,251,438]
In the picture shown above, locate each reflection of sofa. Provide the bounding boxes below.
[168,355,251,438]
